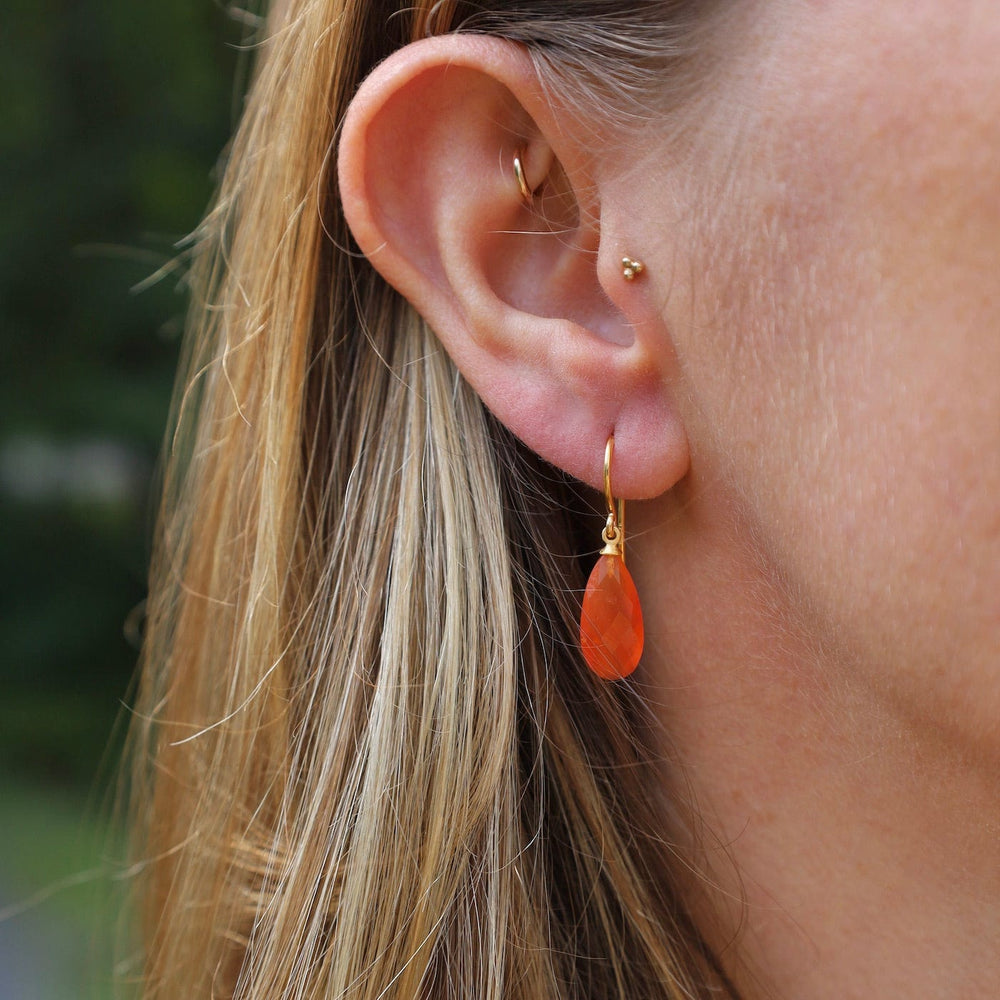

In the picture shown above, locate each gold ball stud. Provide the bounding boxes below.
[621,256,645,281]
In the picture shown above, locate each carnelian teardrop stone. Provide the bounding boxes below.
[580,553,644,680]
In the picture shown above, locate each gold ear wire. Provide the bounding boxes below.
[602,434,625,562]
[513,149,532,204]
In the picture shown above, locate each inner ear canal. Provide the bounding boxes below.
[534,155,580,244]
[484,149,588,320]
[483,148,613,338]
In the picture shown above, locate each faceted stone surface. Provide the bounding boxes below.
[580,553,644,680]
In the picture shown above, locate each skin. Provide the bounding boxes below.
[626,2,1000,995]
[339,2,1000,996]
[635,0,1000,750]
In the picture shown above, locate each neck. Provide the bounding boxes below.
[631,474,1000,1000]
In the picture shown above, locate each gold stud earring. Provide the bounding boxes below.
[513,149,532,204]
[621,256,645,281]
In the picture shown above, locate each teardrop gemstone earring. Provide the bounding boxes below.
[579,435,645,680]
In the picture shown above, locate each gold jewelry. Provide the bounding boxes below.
[579,435,645,680]
[513,149,532,204]
[601,435,625,561]
[621,256,645,281]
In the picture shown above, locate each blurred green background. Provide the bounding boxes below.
[1,1,245,995]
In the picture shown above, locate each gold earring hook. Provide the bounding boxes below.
[601,435,626,561]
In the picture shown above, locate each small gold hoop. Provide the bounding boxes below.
[513,149,532,204]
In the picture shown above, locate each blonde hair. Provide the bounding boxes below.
[125,1,733,997]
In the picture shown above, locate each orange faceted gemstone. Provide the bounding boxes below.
[580,553,644,680]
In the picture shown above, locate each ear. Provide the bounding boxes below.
[337,35,689,498]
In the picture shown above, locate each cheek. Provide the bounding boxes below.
[659,0,1000,739]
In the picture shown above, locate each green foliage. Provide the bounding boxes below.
[1,0,245,778]
[1,5,253,994]
[0,778,122,999]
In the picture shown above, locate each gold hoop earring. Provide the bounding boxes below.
[513,149,532,204]
[579,435,645,680]
[621,256,645,281]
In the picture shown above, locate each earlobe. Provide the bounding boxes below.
[337,35,690,499]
